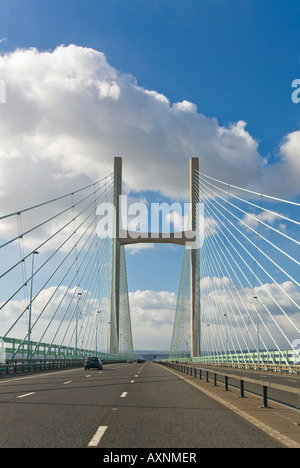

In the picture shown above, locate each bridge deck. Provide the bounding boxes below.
[0,361,295,448]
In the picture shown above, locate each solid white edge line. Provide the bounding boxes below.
[88,426,108,447]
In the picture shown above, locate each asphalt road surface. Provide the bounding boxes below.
[0,361,284,448]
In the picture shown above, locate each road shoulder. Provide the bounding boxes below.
[161,364,300,449]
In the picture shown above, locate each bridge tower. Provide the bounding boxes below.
[109,157,122,356]
[190,158,201,358]
[110,157,201,358]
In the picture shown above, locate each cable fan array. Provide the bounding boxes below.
[0,171,133,360]
[171,170,300,365]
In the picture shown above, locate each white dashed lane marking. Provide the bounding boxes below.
[17,392,35,399]
[88,426,108,447]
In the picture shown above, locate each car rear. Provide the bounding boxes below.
[84,356,103,370]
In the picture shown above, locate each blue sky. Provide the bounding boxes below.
[1,0,300,156]
[0,0,299,350]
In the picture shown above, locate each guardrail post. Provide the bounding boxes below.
[262,386,268,408]
[225,376,229,391]
[214,373,217,386]
[206,371,209,383]
[240,380,245,398]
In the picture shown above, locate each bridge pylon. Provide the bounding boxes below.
[109,157,201,358]
[109,157,122,356]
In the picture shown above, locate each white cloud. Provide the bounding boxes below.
[125,243,156,255]
[166,208,189,232]
[1,286,177,351]
[173,100,198,113]
[240,210,284,231]
[2,278,299,352]
[129,278,300,351]
[1,284,111,351]
[201,275,232,291]
[0,43,287,221]
[261,130,300,198]
[0,43,298,225]
[201,276,300,351]
[129,289,176,349]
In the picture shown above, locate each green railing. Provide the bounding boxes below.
[171,349,299,366]
[0,337,122,362]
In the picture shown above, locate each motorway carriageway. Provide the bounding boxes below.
[0,361,286,448]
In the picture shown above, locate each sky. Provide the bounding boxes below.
[0,0,299,351]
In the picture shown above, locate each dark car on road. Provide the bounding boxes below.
[84,356,103,370]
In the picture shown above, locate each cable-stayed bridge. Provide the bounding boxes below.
[171,165,300,367]
[0,157,299,368]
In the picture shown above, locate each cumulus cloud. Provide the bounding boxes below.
[261,130,300,198]
[129,289,176,349]
[1,285,175,351]
[129,277,300,350]
[0,43,290,220]
[239,209,285,232]
[201,276,300,351]
[3,278,299,351]
[1,284,111,351]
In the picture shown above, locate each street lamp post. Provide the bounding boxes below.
[207,324,211,359]
[107,321,111,357]
[27,251,39,359]
[253,296,260,366]
[95,310,101,354]
[75,292,82,358]
[224,314,229,362]
[183,339,189,361]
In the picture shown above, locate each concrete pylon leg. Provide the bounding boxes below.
[190,158,201,359]
[109,157,122,356]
